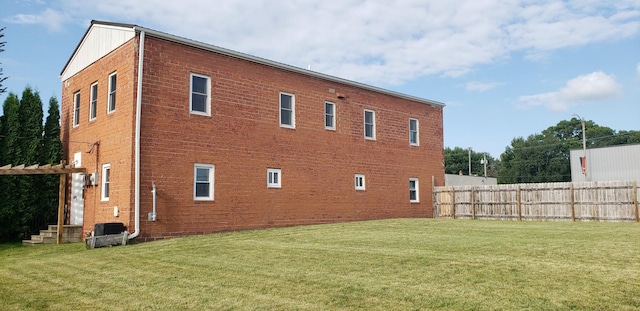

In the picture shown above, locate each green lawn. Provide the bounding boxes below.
[1,219,639,310]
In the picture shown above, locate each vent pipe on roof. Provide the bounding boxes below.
[129,29,145,240]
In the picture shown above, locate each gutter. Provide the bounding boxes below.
[128,30,145,240]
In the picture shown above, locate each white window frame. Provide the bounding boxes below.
[354,174,366,191]
[279,92,295,128]
[101,163,111,201]
[190,73,211,116]
[364,109,376,140]
[107,72,117,114]
[89,82,98,121]
[194,164,214,201]
[409,178,419,203]
[73,91,80,127]
[409,118,419,146]
[267,168,282,188]
[325,101,335,130]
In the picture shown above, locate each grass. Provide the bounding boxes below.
[1,219,639,310]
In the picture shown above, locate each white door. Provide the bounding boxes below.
[70,152,84,225]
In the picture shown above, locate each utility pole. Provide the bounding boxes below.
[468,146,472,175]
[483,153,487,178]
[573,114,587,181]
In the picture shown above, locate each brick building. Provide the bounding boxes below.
[60,21,445,242]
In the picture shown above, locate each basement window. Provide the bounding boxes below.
[267,168,281,188]
[355,174,365,191]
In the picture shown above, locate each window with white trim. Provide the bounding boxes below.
[409,118,419,146]
[90,82,98,121]
[279,92,295,128]
[267,168,281,188]
[101,163,111,201]
[364,109,375,140]
[325,101,335,130]
[190,73,211,116]
[108,72,117,113]
[73,92,80,127]
[355,174,365,191]
[194,164,214,200]
[409,178,419,202]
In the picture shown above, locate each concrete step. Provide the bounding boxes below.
[22,224,84,246]
[22,239,43,246]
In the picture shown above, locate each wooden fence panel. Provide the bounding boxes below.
[433,181,639,222]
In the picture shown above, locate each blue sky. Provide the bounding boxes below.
[1,0,638,158]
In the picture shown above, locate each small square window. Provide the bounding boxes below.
[190,73,211,116]
[108,72,117,113]
[409,118,419,146]
[90,83,98,121]
[268,168,281,188]
[101,164,111,201]
[409,178,419,203]
[364,110,375,140]
[325,102,335,130]
[279,92,295,128]
[355,174,365,191]
[73,92,81,127]
[194,164,214,200]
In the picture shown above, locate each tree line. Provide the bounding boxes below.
[445,118,640,184]
[0,88,63,242]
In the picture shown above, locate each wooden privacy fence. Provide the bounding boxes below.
[433,181,639,222]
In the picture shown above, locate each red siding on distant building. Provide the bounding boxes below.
[62,30,444,242]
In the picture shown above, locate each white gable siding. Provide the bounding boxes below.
[61,24,135,81]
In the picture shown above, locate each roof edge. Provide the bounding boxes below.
[132,25,445,107]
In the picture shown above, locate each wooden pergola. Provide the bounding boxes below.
[0,163,87,244]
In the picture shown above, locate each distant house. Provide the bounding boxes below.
[60,21,445,242]
[570,144,640,183]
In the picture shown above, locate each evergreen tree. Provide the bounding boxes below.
[0,27,7,94]
[16,87,44,239]
[0,93,21,241]
[39,97,63,226]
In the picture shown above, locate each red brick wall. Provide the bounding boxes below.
[136,36,444,241]
[62,33,444,242]
[61,39,138,237]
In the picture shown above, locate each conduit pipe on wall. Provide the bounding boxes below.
[149,182,157,221]
[128,29,145,240]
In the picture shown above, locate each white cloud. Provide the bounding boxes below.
[518,71,620,111]
[6,0,640,85]
[3,8,69,32]
[465,81,504,92]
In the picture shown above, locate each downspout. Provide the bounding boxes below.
[129,29,145,240]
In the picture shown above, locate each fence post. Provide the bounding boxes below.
[517,186,522,221]
[471,188,476,220]
[451,188,456,219]
[634,181,639,223]
[570,183,575,222]
[432,176,436,218]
